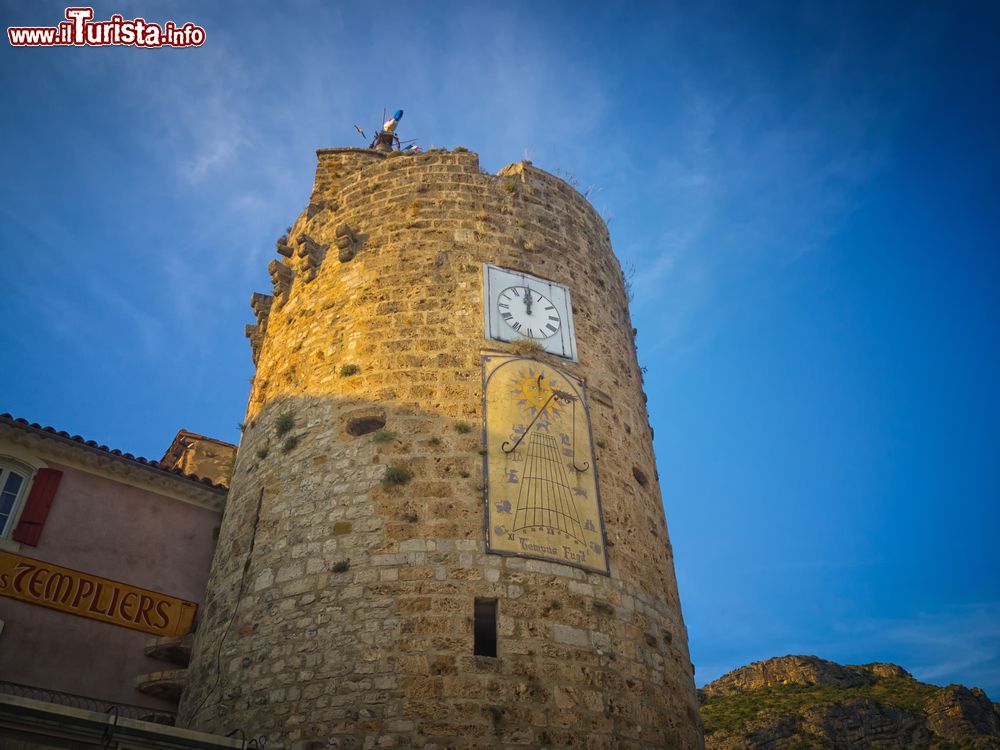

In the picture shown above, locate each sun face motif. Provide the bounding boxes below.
[510,367,564,420]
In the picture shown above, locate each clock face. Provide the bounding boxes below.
[497,286,562,339]
[483,264,577,360]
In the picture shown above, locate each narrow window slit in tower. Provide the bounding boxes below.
[474,598,498,657]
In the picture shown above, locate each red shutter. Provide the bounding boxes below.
[12,468,63,546]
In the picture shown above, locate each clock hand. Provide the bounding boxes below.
[524,288,533,316]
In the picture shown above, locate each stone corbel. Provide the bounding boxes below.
[335,223,365,263]
[296,233,330,282]
[268,260,294,308]
[275,234,293,258]
[247,292,274,364]
[245,323,264,365]
[250,292,273,329]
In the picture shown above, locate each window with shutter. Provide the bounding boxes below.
[10,467,62,546]
[0,462,29,537]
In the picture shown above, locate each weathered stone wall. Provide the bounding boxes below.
[160,430,237,487]
[179,148,703,749]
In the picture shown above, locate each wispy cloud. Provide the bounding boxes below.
[618,35,893,359]
[48,1,620,360]
[846,604,1000,694]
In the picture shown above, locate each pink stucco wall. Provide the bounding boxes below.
[0,461,221,711]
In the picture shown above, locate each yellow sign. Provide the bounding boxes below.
[0,550,197,637]
[483,356,608,574]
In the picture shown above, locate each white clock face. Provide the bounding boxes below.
[497,286,561,339]
[483,265,577,360]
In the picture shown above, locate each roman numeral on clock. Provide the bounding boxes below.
[486,267,575,359]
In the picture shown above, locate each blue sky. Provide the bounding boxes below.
[2,1,998,696]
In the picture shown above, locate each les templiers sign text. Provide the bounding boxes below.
[0,550,196,637]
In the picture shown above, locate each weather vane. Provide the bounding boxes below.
[354,108,420,153]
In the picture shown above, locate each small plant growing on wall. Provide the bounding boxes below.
[622,261,636,303]
[332,559,351,573]
[511,338,544,357]
[383,466,411,486]
[372,429,396,443]
[339,364,360,377]
[283,435,300,453]
[455,422,472,434]
[275,413,295,436]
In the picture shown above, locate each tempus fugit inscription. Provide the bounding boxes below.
[483,356,608,574]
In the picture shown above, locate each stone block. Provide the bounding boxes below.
[551,624,590,648]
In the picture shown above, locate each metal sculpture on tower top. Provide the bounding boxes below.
[354,108,420,153]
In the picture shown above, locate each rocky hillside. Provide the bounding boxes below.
[699,655,1000,749]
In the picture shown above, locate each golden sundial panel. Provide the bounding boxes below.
[482,356,608,575]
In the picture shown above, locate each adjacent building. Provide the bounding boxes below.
[0,413,237,748]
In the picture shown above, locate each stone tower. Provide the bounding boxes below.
[179,147,703,749]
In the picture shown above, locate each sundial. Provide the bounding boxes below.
[482,356,608,574]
